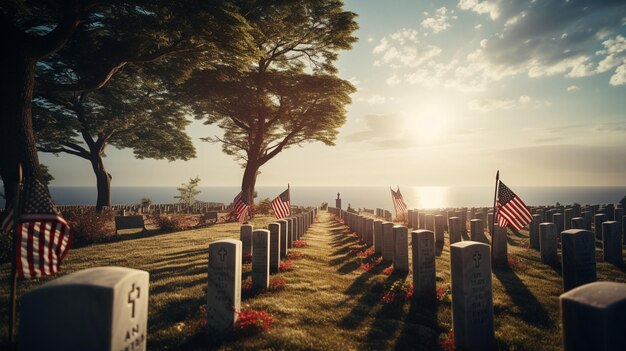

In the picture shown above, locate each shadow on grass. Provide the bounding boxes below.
[395,298,439,350]
[493,265,555,328]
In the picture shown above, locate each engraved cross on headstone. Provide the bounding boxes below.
[128,283,140,319]
[473,251,482,268]
[218,247,227,262]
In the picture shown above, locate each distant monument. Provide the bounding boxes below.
[336,192,342,209]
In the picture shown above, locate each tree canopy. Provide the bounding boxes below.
[186,0,358,205]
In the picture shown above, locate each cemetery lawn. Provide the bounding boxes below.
[1,211,626,350]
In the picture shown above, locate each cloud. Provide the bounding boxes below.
[356,94,387,105]
[457,0,500,20]
[421,7,452,34]
[468,95,532,112]
[473,1,626,84]
[566,85,580,92]
[386,74,401,86]
[344,114,415,149]
[372,29,442,68]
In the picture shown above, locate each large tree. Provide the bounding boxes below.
[0,0,253,207]
[187,0,358,205]
[33,64,195,211]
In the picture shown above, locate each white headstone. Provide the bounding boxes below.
[268,223,281,273]
[411,230,436,302]
[392,225,409,272]
[240,224,253,258]
[602,221,622,265]
[277,219,289,258]
[539,222,558,264]
[450,241,494,351]
[20,267,149,351]
[561,229,597,292]
[382,222,394,262]
[207,239,242,335]
[252,229,270,290]
[560,281,626,350]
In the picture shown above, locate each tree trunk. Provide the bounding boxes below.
[241,159,259,213]
[90,154,112,212]
[0,53,44,207]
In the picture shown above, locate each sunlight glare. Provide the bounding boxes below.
[410,186,448,209]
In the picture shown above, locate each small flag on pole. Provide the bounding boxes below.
[0,177,72,279]
[496,181,532,230]
[271,188,291,219]
[390,186,408,216]
[232,191,249,223]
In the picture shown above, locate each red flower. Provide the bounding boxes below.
[279,259,293,272]
[269,278,286,291]
[383,267,394,276]
[381,280,412,304]
[439,331,455,351]
[242,277,253,291]
[287,252,303,260]
[235,307,274,334]
[242,253,252,264]
[293,240,308,248]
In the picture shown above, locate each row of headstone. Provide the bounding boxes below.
[57,201,227,215]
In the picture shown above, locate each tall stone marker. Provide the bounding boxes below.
[373,220,383,254]
[382,222,394,261]
[539,223,558,264]
[560,281,626,351]
[392,225,409,272]
[451,241,494,351]
[492,225,508,265]
[411,230,436,302]
[252,229,270,290]
[19,267,149,351]
[529,214,541,250]
[449,216,462,244]
[207,239,242,335]
[561,229,597,292]
[277,219,289,258]
[240,224,253,257]
[268,223,281,273]
[602,221,622,265]
[470,219,486,243]
[434,214,445,246]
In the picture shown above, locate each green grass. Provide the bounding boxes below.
[1,212,625,350]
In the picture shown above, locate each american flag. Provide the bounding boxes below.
[0,177,72,279]
[496,181,532,230]
[390,186,408,216]
[271,188,291,219]
[232,191,249,223]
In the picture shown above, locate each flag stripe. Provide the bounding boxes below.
[496,180,532,231]
[391,187,408,215]
[271,189,291,219]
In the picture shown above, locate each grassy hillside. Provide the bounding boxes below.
[1,211,625,350]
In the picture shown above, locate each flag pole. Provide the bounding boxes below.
[491,170,499,266]
[8,163,23,346]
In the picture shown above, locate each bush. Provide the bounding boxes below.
[256,198,272,215]
[153,214,189,232]
[64,209,115,247]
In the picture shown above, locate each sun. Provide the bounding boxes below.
[404,103,450,142]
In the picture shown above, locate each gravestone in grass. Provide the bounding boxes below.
[540,223,558,264]
[449,216,462,244]
[564,208,574,231]
[366,218,374,246]
[268,223,281,273]
[571,217,585,229]
[207,239,242,335]
[530,214,541,250]
[434,214,445,247]
[240,224,253,258]
[19,267,149,351]
[615,208,624,223]
[561,229,597,292]
[554,213,565,236]
[373,220,383,254]
[411,230,436,302]
[252,229,270,290]
[277,219,289,258]
[382,222,394,262]
[425,214,435,231]
[393,225,409,272]
[560,281,626,351]
[470,219,485,243]
[450,241,494,351]
[492,225,508,265]
[594,213,607,240]
[288,218,295,248]
[602,221,622,265]
[418,212,426,229]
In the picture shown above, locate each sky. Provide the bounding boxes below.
[39,0,626,188]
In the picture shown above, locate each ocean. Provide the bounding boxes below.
[2,186,625,209]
